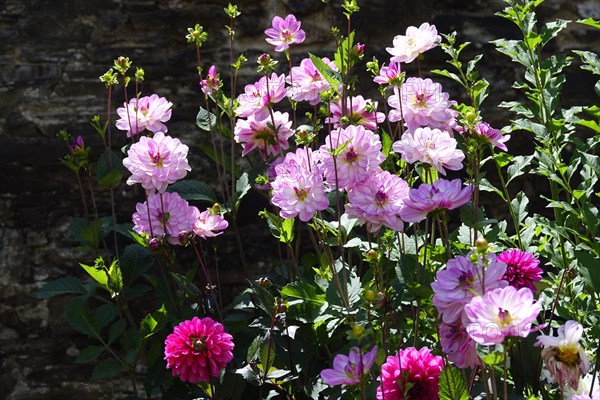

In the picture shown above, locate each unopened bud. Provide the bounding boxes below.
[367,249,377,261]
[149,237,161,251]
[475,238,488,252]
[364,289,376,301]
[352,324,365,337]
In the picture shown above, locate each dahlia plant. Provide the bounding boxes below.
[41,0,600,399]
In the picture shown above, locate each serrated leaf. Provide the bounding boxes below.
[233,172,251,211]
[107,259,123,297]
[280,218,294,244]
[74,345,105,364]
[95,150,123,188]
[91,358,121,380]
[309,53,340,94]
[575,250,600,293]
[167,179,218,203]
[80,262,108,290]
[35,276,88,299]
[196,106,217,131]
[94,303,118,329]
[439,365,469,400]
[578,18,600,30]
[66,297,101,339]
[120,244,154,286]
[511,192,529,225]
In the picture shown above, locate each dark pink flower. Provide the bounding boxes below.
[497,249,542,291]
[373,61,403,86]
[200,65,221,95]
[376,346,444,400]
[164,316,234,383]
[265,14,306,52]
[474,122,510,151]
[193,208,228,239]
[321,346,378,386]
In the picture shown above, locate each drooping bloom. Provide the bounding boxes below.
[200,65,221,95]
[386,22,441,64]
[327,95,386,131]
[265,14,306,52]
[271,147,328,222]
[132,191,197,245]
[123,131,191,193]
[536,320,590,390]
[565,374,600,400]
[345,170,409,233]
[439,320,481,369]
[193,208,228,239]
[465,286,542,345]
[287,57,337,105]
[376,346,444,400]
[67,134,85,155]
[320,346,378,386]
[497,249,543,292]
[234,111,294,158]
[432,255,507,324]
[164,316,234,383]
[473,121,510,152]
[392,127,465,175]
[236,73,287,120]
[400,179,473,223]
[388,77,456,132]
[318,125,385,190]
[116,94,173,138]
[373,61,403,86]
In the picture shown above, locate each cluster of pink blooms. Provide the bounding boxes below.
[287,57,337,105]
[327,95,386,131]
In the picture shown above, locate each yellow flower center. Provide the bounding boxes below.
[556,344,580,366]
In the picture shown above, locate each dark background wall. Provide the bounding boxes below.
[1,0,599,398]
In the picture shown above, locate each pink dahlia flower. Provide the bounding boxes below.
[376,346,444,400]
[432,255,507,324]
[473,121,510,152]
[465,286,542,345]
[132,191,197,245]
[440,320,481,369]
[497,249,543,292]
[373,61,403,86]
[386,22,441,64]
[345,170,409,233]
[164,316,234,383]
[116,94,173,138]
[388,77,456,132]
[200,65,221,95]
[123,131,191,193]
[234,111,294,158]
[392,127,464,175]
[265,14,306,52]
[271,147,328,222]
[287,57,337,105]
[536,320,590,390]
[320,346,378,386]
[318,125,385,190]
[193,208,228,239]
[236,73,287,120]
[400,178,473,223]
[327,95,386,131]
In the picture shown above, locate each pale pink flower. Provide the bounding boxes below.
[234,111,294,158]
[432,255,507,324]
[318,125,385,190]
[164,316,234,383]
[392,127,464,175]
[400,178,473,223]
[497,249,543,292]
[565,374,600,399]
[345,170,409,233]
[271,148,328,222]
[320,346,378,386]
[193,208,228,239]
[132,191,197,245]
[373,61,403,86]
[386,22,441,64]
[465,286,542,345]
[200,65,220,95]
[388,77,456,132]
[287,57,337,105]
[536,320,590,390]
[116,94,173,138]
[327,95,385,131]
[440,320,481,369]
[474,122,510,152]
[376,346,444,400]
[123,131,190,193]
[236,73,287,120]
[265,14,306,52]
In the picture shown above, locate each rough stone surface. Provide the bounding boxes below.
[1,0,599,399]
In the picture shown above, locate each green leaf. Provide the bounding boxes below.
[167,179,218,203]
[573,50,600,75]
[80,262,109,290]
[280,218,294,244]
[196,106,217,131]
[439,365,469,400]
[74,345,105,364]
[35,276,88,299]
[575,250,600,292]
[507,155,534,184]
[107,259,123,297]
[540,19,570,46]
[233,172,251,211]
[70,217,105,250]
[247,279,275,316]
[139,304,167,339]
[94,303,118,329]
[511,192,529,225]
[578,17,600,29]
[432,69,464,86]
[66,297,101,339]
[91,358,121,380]
[120,244,154,286]
[95,150,123,188]
[309,53,341,94]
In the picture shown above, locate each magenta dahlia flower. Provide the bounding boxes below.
[200,65,221,95]
[287,57,337,105]
[193,208,228,239]
[116,94,173,138]
[440,320,481,369]
[318,125,385,190]
[373,61,403,86]
[392,127,464,175]
[497,249,543,292]
[376,346,444,400]
[265,14,305,52]
[465,286,542,345]
[132,191,198,245]
[327,95,386,131]
[386,22,441,64]
[400,178,473,223]
[473,121,510,152]
[123,131,191,193]
[388,77,456,132]
[164,316,234,383]
[320,346,378,386]
[234,111,294,158]
[236,73,287,120]
[345,170,410,233]
[536,320,590,390]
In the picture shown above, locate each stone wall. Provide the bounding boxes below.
[1,0,598,399]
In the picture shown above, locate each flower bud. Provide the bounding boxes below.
[475,238,488,252]
[149,237,161,251]
[364,289,376,301]
[352,324,365,337]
